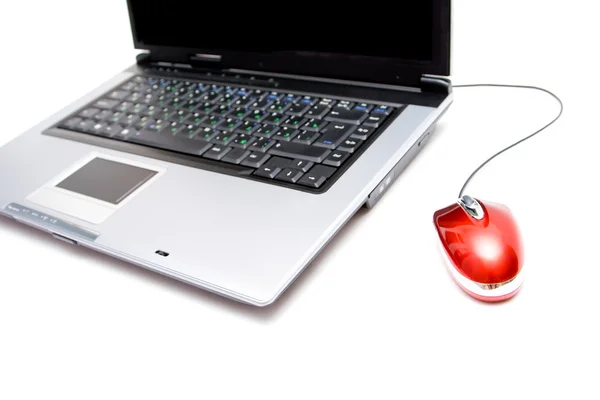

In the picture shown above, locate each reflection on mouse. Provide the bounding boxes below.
[433,195,524,302]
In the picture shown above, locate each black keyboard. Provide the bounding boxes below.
[57,75,401,192]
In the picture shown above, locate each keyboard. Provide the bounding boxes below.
[57,75,401,192]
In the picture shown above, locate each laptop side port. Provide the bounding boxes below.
[364,124,437,209]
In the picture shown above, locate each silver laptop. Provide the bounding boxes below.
[0,1,452,306]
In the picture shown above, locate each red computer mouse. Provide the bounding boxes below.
[433,195,524,302]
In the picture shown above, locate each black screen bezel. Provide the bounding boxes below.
[126,0,451,86]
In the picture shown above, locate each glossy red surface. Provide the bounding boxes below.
[433,199,524,285]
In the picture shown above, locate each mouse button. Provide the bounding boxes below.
[433,202,461,223]
[433,202,473,229]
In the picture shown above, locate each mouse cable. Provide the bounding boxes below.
[452,83,564,199]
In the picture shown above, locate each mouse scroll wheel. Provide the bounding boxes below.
[458,195,485,220]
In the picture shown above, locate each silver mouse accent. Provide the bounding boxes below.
[458,195,485,220]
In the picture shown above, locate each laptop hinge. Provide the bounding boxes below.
[420,75,453,95]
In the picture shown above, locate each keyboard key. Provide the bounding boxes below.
[214,104,233,115]
[61,117,82,130]
[286,103,310,116]
[302,119,328,132]
[372,105,394,115]
[230,134,253,149]
[233,95,257,107]
[121,82,138,91]
[75,119,99,133]
[184,99,204,111]
[158,107,174,120]
[269,142,330,163]
[254,165,281,179]
[108,90,130,100]
[297,165,337,188]
[273,127,299,141]
[168,97,185,108]
[170,109,191,122]
[354,103,374,112]
[305,104,329,119]
[177,124,203,138]
[217,93,239,105]
[114,127,134,139]
[275,168,304,183]
[323,150,350,167]
[265,92,283,101]
[350,126,375,140]
[201,115,224,128]
[337,138,363,153]
[280,94,298,104]
[253,157,290,178]
[267,156,293,169]
[293,131,320,145]
[230,107,250,119]
[88,121,106,134]
[254,124,279,138]
[236,121,261,134]
[263,112,285,125]
[313,123,356,149]
[196,102,217,114]
[187,112,207,124]
[290,159,314,172]
[94,109,114,121]
[297,174,326,188]
[161,121,185,135]
[309,164,336,178]
[297,96,318,106]
[241,152,271,168]
[197,127,219,141]
[116,114,140,126]
[335,100,354,109]
[268,101,291,113]
[325,108,368,125]
[94,99,120,110]
[363,115,386,128]
[213,132,237,145]
[203,145,231,160]
[249,98,273,110]
[222,148,251,164]
[146,119,166,132]
[128,131,212,156]
[103,123,124,137]
[79,108,100,118]
[222,118,242,131]
[199,91,221,102]
[246,109,268,122]
[249,137,275,152]
[319,98,336,107]
[282,116,307,128]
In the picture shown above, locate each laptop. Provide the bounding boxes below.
[0,1,452,306]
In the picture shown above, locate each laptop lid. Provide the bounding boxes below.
[126,0,451,87]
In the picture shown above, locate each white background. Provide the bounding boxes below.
[1,1,599,398]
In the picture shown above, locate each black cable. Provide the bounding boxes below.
[452,84,564,199]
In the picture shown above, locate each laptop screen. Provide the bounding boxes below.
[128,1,436,63]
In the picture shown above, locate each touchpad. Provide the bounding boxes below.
[27,152,165,224]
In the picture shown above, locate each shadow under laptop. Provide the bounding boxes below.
[0,205,371,321]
